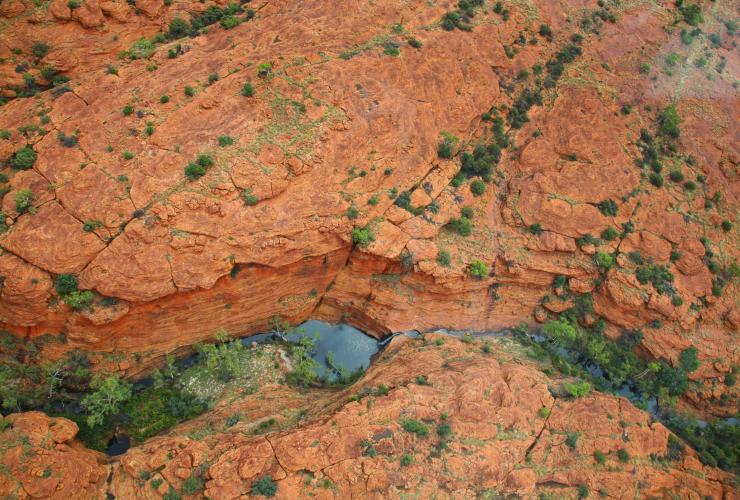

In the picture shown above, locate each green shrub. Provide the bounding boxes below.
[678,347,699,373]
[345,205,359,220]
[649,172,664,187]
[597,199,618,216]
[400,453,413,466]
[635,264,674,295]
[565,432,579,449]
[32,41,50,59]
[408,38,422,48]
[128,38,155,60]
[543,319,576,344]
[577,485,589,499]
[657,106,680,138]
[669,170,684,182]
[251,476,277,497]
[14,189,34,213]
[218,135,234,147]
[470,179,486,196]
[145,122,154,136]
[184,162,206,180]
[241,82,255,97]
[438,140,453,159]
[447,217,472,236]
[401,419,429,437]
[538,406,551,418]
[594,450,606,464]
[67,0,80,9]
[436,422,452,439]
[122,151,134,160]
[680,3,703,26]
[352,226,375,247]
[529,223,543,235]
[0,130,9,140]
[469,260,489,279]
[257,62,272,77]
[82,375,133,427]
[617,448,630,462]
[55,274,79,295]
[83,220,103,232]
[220,15,240,29]
[182,474,204,494]
[10,146,37,170]
[367,194,379,206]
[208,73,219,85]
[168,17,190,39]
[601,227,618,241]
[564,381,590,398]
[184,85,195,97]
[437,250,451,267]
[539,24,553,40]
[594,251,615,271]
[64,290,94,309]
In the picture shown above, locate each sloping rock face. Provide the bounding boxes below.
[0,412,108,499]
[0,0,737,413]
[100,335,734,498]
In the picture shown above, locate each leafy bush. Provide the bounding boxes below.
[400,453,413,466]
[601,227,618,241]
[680,3,703,26]
[220,15,240,29]
[657,106,681,138]
[635,264,674,295]
[669,170,684,182]
[64,290,94,310]
[594,251,615,271]
[184,162,206,180]
[597,199,618,216]
[168,17,190,39]
[32,41,50,59]
[469,260,489,279]
[81,375,133,427]
[182,474,204,494]
[564,381,590,398]
[617,448,630,462]
[122,151,134,160]
[128,38,155,59]
[14,189,34,213]
[649,172,664,187]
[55,274,78,295]
[218,135,234,147]
[447,217,472,237]
[678,347,699,373]
[565,432,579,449]
[352,226,375,247]
[241,82,255,97]
[539,24,553,40]
[184,85,195,97]
[437,250,451,267]
[470,179,486,196]
[251,476,277,497]
[543,319,577,343]
[594,450,606,464]
[10,146,37,170]
[401,419,429,437]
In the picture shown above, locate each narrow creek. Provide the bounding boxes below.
[77,320,734,458]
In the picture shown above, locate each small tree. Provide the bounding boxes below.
[168,17,190,39]
[81,375,133,427]
[251,476,277,497]
[657,106,681,138]
[469,260,489,279]
[14,189,34,213]
[10,146,37,170]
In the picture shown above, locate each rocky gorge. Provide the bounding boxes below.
[0,0,737,497]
